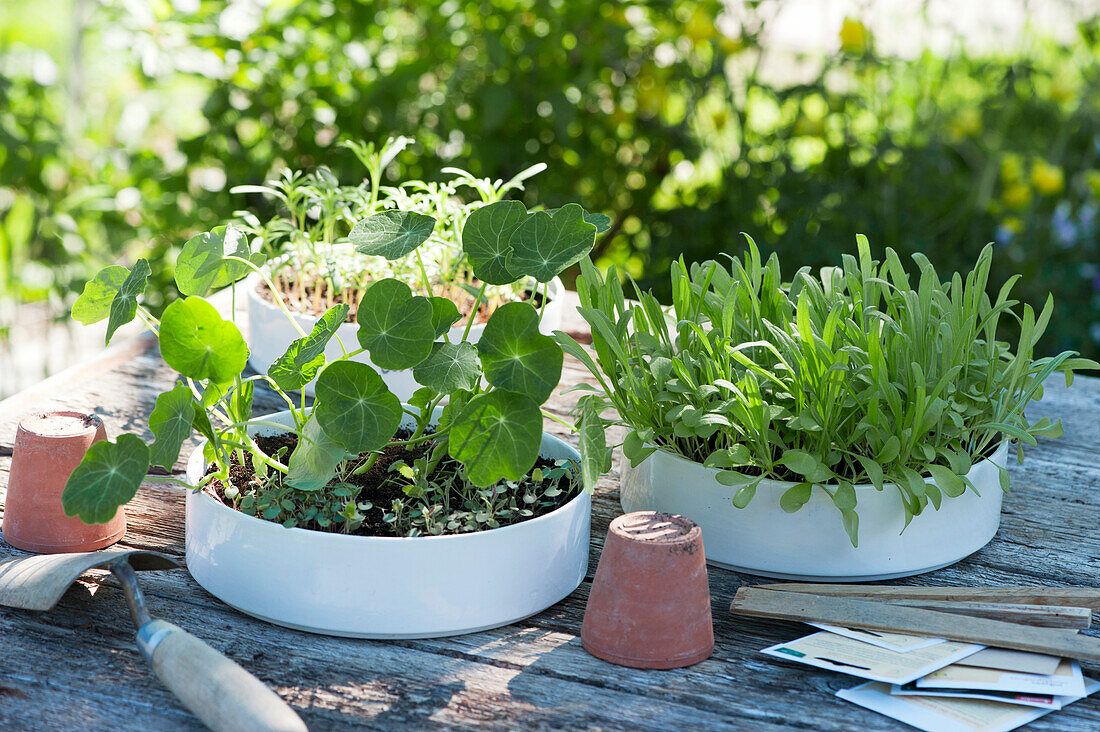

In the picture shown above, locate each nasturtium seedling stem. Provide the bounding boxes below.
[224,254,307,338]
[462,282,488,341]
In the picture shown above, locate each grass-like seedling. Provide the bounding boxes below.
[561,236,1097,545]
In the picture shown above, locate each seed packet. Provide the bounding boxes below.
[760,631,983,685]
[955,648,1061,676]
[890,680,1065,710]
[915,659,1085,698]
[810,623,945,653]
[836,679,1098,732]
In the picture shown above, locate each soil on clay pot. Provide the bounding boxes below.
[257,272,545,326]
[204,428,578,538]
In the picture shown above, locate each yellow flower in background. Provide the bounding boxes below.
[1050,76,1076,103]
[1000,154,1023,183]
[1084,170,1100,199]
[1003,217,1023,233]
[1002,183,1032,209]
[1031,160,1065,196]
[840,17,868,53]
[685,12,715,42]
[949,109,982,140]
[719,35,744,55]
[957,109,981,136]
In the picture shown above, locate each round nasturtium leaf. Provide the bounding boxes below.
[477,302,563,404]
[106,258,151,346]
[546,207,612,233]
[314,360,402,454]
[507,203,597,283]
[148,384,197,471]
[428,296,462,338]
[448,390,542,486]
[350,210,436,260]
[461,200,528,285]
[72,265,129,325]
[62,434,150,524]
[174,225,264,297]
[356,279,435,370]
[159,297,249,384]
[71,261,151,346]
[414,341,480,394]
[286,415,348,492]
[267,303,349,392]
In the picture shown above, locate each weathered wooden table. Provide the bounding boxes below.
[0,297,1097,731]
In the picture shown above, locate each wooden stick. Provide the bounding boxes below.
[729,588,1100,662]
[758,583,1100,611]
[743,586,1091,627]
[879,600,1091,629]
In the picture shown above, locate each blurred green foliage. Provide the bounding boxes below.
[2,0,1100,356]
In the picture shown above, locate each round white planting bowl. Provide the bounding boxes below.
[185,410,590,638]
[246,273,566,400]
[620,442,1009,582]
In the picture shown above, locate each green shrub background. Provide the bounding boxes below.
[2,1,1099,356]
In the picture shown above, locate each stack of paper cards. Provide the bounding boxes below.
[759,627,1098,731]
[838,680,1098,732]
[760,631,984,685]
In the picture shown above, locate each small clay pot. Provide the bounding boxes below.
[581,511,714,669]
[2,411,126,553]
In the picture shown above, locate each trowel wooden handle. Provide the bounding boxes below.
[139,620,307,732]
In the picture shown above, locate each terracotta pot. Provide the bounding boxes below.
[3,411,126,553]
[581,511,714,669]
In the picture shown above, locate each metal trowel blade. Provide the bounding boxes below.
[0,549,178,611]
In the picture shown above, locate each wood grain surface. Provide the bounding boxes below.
[0,292,1096,730]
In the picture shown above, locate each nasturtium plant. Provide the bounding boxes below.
[63,434,150,524]
[461,200,528,285]
[313,361,402,454]
[159,297,250,385]
[62,195,603,529]
[71,260,153,346]
[562,236,1098,547]
[106,259,152,345]
[174,225,265,297]
[148,384,197,471]
[349,209,436,259]
[477,302,563,404]
[267,304,349,392]
[355,279,435,370]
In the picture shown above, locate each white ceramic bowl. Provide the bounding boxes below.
[620,442,1008,581]
[185,410,590,638]
[246,272,566,399]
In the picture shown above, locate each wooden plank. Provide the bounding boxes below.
[1,292,1099,729]
[759,584,1100,611]
[730,588,1100,661]
[0,332,156,419]
[878,600,1092,629]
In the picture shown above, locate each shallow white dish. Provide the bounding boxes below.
[185,409,590,638]
[620,442,1008,582]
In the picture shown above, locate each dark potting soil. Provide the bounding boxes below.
[205,429,577,537]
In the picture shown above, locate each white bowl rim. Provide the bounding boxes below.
[631,440,1009,493]
[187,428,587,546]
[244,267,564,319]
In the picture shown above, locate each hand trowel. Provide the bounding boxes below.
[0,549,306,732]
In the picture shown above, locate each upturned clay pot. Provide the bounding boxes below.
[581,511,714,669]
[3,411,126,553]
